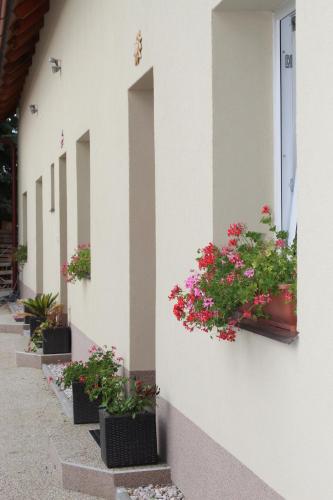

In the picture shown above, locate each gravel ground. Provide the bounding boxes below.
[127,484,184,499]
[47,363,72,399]
[0,330,97,499]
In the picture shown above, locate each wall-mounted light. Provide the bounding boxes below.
[48,57,61,73]
[29,104,38,114]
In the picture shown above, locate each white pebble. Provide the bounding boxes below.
[127,484,184,499]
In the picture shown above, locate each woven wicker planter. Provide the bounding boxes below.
[72,381,101,424]
[42,327,71,354]
[24,305,31,325]
[99,408,158,468]
[29,317,45,337]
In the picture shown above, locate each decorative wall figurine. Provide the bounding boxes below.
[134,30,143,66]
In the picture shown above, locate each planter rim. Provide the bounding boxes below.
[100,409,153,419]
[43,326,70,332]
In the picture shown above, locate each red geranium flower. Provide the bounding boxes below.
[261,205,271,214]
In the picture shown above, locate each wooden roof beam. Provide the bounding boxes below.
[11,2,49,36]
[8,21,43,49]
[14,0,48,20]
[5,39,36,62]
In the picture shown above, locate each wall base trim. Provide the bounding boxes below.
[19,280,35,299]
[126,368,156,385]
[70,322,95,361]
[157,398,283,500]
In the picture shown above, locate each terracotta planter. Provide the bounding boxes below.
[240,285,297,336]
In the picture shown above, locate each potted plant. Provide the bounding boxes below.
[12,244,27,270]
[169,205,297,341]
[57,345,123,424]
[22,293,58,336]
[39,305,71,354]
[62,244,91,283]
[99,378,160,468]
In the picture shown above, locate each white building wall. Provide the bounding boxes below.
[17,1,333,499]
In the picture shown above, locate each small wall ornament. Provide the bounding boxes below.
[134,30,142,66]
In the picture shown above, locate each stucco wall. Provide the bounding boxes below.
[17,0,333,499]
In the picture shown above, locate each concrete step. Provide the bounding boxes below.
[43,364,171,499]
[16,350,72,369]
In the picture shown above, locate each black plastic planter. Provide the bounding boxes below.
[29,317,45,337]
[72,381,101,424]
[42,327,71,354]
[99,409,158,468]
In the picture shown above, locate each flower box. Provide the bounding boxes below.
[42,327,71,354]
[240,285,297,337]
[72,381,101,424]
[99,408,158,468]
[169,205,297,343]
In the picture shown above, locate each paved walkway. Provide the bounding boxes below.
[0,324,97,499]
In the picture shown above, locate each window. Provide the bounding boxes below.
[22,192,27,246]
[76,131,90,245]
[50,163,55,212]
[275,4,296,242]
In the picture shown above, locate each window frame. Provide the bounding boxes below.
[50,163,55,213]
[273,0,296,233]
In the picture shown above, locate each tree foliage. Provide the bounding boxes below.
[0,113,18,221]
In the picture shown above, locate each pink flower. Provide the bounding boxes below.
[243,310,252,319]
[235,259,245,269]
[185,274,200,289]
[227,252,240,264]
[88,344,98,354]
[203,297,214,308]
[254,293,272,305]
[193,287,202,297]
[47,376,53,384]
[275,239,286,248]
[226,272,235,284]
[244,268,255,278]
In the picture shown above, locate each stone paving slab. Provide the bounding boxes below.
[16,349,72,369]
[0,331,99,500]
[0,303,24,333]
